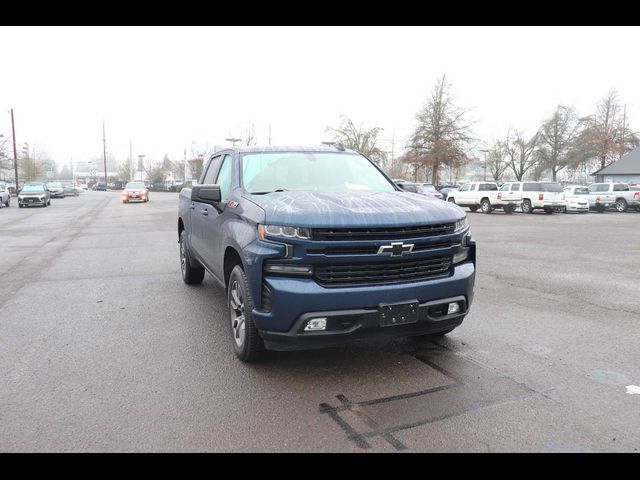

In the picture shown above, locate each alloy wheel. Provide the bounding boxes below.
[229,280,246,348]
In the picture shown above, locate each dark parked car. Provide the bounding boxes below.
[416,183,445,200]
[62,182,79,196]
[178,145,476,362]
[18,183,51,207]
[93,181,107,191]
[46,181,65,198]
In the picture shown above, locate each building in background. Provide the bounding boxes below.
[592,146,640,184]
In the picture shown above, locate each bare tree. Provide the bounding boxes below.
[326,115,388,166]
[0,135,12,178]
[409,75,473,185]
[244,123,257,146]
[485,141,509,181]
[504,130,539,181]
[537,105,583,181]
[578,90,639,170]
[117,161,132,182]
[399,149,432,182]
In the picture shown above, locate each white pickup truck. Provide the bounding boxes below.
[446,181,503,213]
[587,183,639,213]
[496,181,566,214]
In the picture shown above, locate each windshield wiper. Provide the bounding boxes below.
[250,188,288,195]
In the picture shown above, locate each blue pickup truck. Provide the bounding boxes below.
[178,145,476,361]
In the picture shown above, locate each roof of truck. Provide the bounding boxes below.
[220,145,359,154]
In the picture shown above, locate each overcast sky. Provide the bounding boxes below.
[1,26,639,170]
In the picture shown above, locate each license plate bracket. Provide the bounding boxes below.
[379,301,419,327]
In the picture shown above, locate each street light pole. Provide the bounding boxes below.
[102,120,108,187]
[11,109,19,191]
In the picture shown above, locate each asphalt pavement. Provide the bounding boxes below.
[0,192,639,452]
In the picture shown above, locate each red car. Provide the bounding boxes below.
[122,181,150,203]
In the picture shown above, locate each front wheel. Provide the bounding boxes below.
[228,265,265,362]
[179,230,205,285]
[468,205,478,212]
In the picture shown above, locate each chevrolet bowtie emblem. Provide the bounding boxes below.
[377,242,414,257]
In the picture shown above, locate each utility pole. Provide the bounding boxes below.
[102,120,108,187]
[129,139,133,181]
[11,109,18,191]
[268,124,272,146]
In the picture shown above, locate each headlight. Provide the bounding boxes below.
[259,224,312,240]
[39,196,45,200]
[454,217,469,233]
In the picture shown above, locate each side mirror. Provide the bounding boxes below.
[191,184,221,204]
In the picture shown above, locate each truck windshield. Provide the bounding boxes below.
[241,152,395,194]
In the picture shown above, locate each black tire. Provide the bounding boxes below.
[480,198,492,214]
[615,198,628,213]
[179,230,205,285]
[595,204,605,213]
[19,203,23,208]
[47,199,51,206]
[468,205,478,212]
[504,205,515,214]
[522,199,533,214]
[4,197,9,207]
[635,206,640,212]
[544,207,554,214]
[42,201,47,208]
[228,265,265,362]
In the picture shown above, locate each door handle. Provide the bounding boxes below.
[201,209,208,216]
[190,203,195,210]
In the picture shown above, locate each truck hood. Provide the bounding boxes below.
[245,190,465,227]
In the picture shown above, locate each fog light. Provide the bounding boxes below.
[453,248,469,264]
[304,318,327,331]
[447,302,461,315]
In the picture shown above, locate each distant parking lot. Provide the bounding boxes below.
[0,192,639,452]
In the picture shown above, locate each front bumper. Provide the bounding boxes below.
[565,204,589,212]
[18,197,46,206]
[254,261,475,351]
